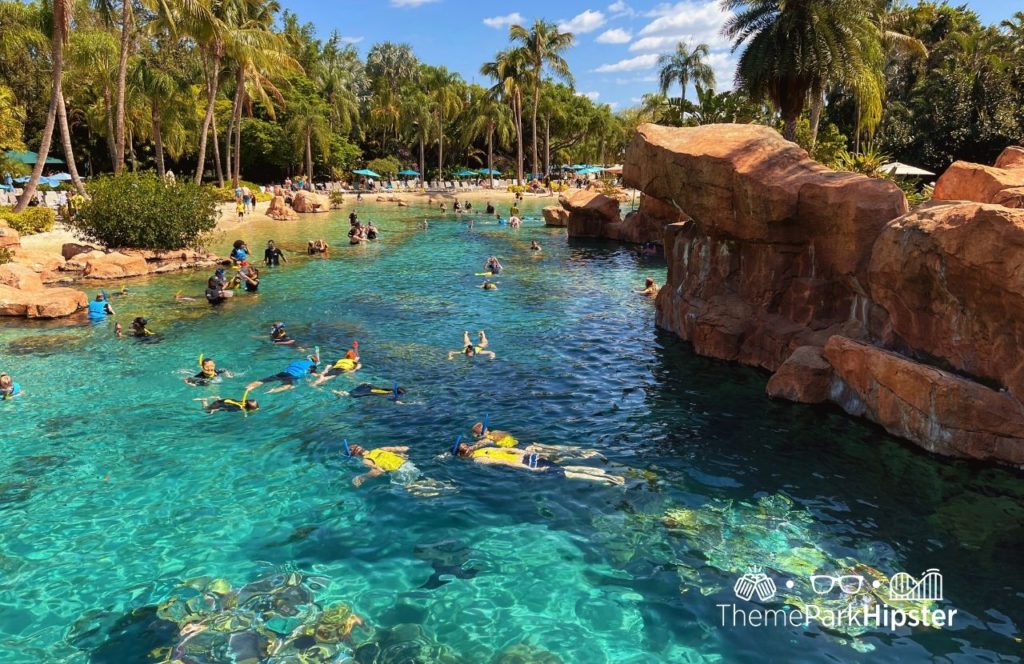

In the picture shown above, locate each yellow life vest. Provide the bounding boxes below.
[366,449,405,472]
[332,358,357,371]
[472,447,521,463]
[492,433,518,448]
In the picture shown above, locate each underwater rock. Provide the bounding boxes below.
[352,623,460,664]
[492,643,564,664]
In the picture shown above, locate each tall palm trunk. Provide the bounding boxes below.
[530,85,539,178]
[127,126,138,171]
[227,66,244,186]
[808,88,824,152]
[57,89,86,196]
[211,116,224,187]
[418,134,425,186]
[543,114,550,177]
[193,50,222,184]
[304,129,313,183]
[151,99,165,178]
[783,114,798,142]
[437,112,444,181]
[103,86,116,167]
[113,0,132,174]
[513,92,524,185]
[487,126,494,189]
[14,1,65,212]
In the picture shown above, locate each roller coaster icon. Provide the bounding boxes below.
[888,569,943,602]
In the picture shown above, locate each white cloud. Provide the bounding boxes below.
[596,28,632,44]
[705,51,737,90]
[632,1,732,51]
[608,1,635,17]
[579,91,601,100]
[607,101,620,109]
[558,10,606,34]
[338,35,364,44]
[612,74,657,84]
[483,12,523,29]
[593,53,660,73]
[390,0,436,6]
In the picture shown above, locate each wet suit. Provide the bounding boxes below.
[350,383,406,398]
[186,368,229,386]
[264,247,286,266]
[204,399,253,413]
[270,328,294,345]
[260,359,316,387]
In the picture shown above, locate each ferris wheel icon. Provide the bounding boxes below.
[889,569,943,601]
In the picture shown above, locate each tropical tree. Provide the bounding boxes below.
[481,48,528,184]
[657,41,716,109]
[464,85,511,188]
[423,65,464,181]
[284,85,331,183]
[722,0,881,141]
[509,19,574,178]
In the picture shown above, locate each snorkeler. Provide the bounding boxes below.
[199,396,259,413]
[0,373,23,400]
[530,240,541,251]
[464,422,606,461]
[452,441,623,485]
[312,342,362,386]
[131,317,155,338]
[87,293,114,320]
[481,279,498,291]
[344,383,407,399]
[270,322,295,345]
[470,421,517,448]
[637,278,659,297]
[484,256,503,275]
[448,331,495,360]
[345,442,417,487]
[246,354,321,393]
[185,356,234,386]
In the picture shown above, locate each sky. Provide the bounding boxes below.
[277,0,1021,111]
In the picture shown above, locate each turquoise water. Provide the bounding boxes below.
[1,201,1022,663]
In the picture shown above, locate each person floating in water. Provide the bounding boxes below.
[131,317,155,338]
[452,442,623,485]
[343,383,407,399]
[0,372,23,400]
[530,240,541,251]
[186,356,233,386]
[346,443,418,487]
[199,396,259,414]
[470,421,517,448]
[237,261,259,292]
[312,342,362,386]
[465,423,606,462]
[484,256,502,275]
[481,279,498,291]
[448,331,495,359]
[87,293,114,320]
[264,240,287,267]
[637,278,659,297]
[270,322,295,345]
[246,354,321,393]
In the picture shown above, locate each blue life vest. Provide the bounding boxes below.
[2,383,20,399]
[231,248,248,261]
[87,300,108,318]
[284,360,314,378]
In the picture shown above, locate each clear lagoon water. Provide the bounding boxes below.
[1,201,1022,663]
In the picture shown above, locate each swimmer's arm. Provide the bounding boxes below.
[379,446,409,453]
[352,461,384,487]
[245,381,263,390]
[447,351,459,360]
[480,350,496,359]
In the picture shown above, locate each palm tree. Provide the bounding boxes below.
[401,87,432,183]
[722,0,881,141]
[657,41,716,110]
[14,0,71,212]
[424,66,464,182]
[509,19,574,179]
[464,86,511,189]
[285,91,331,183]
[481,48,528,184]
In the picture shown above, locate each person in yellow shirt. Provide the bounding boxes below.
[313,342,362,386]
[345,442,416,487]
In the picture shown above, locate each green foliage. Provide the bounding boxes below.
[792,117,850,165]
[73,173,218,250]
[329,191,345,209]
[829,147,891,177]
[366,157,401,178]
[0,246,12,264]
[0,205,55,235]
[891,176,933,209]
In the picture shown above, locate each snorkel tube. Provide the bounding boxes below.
[393,381,399,401]
[343,438,352,457]
[481,414,488,437]
[450,434,462,457]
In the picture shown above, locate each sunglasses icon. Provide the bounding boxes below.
[809,574,865,595]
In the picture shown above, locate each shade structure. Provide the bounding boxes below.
[4,150,63,165]
[49,172,73,181]
[576,166,604,175]
[453,169,477,177]
[477,168,501,175]
[878,161,934,177]
[14,175,61,187]
[604,165,623,174]
[397,169,420,176]
[352,168,381,178]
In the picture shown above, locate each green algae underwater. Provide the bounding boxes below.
[1,201,1022,663]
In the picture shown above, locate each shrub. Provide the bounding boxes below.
[73,173,218,250]
[209,180,272,203]
[366,157,401,179]
[329,191,345,209]
[0,206,56,235]
[0,247,12,264]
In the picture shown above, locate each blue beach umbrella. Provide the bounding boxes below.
[353,168,382,178]
[454,169,477,177]
[477,168,501,175]
[397,169,420,176]
[49,172,73,181]
[4,149,63,165]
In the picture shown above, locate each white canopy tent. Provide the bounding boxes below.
[879,161,934,176]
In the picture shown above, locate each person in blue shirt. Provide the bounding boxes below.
[245,354,321,393]
[229,240,249,263]
[87,294,114,320]
[0,373,22,400]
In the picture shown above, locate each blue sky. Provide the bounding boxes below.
[278,1,1021,111]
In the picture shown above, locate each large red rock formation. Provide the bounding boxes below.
[869,202,1024,399]
[932,158,1024,203]
[824,336,1024,464]
[558,189,622,237]
[267,195,299,220]
[542,205,569,226]
[0,223,20,249]
[291,190,327,213]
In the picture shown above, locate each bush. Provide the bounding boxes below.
[329,191,345,209]
[0,247,12,264]
[209,180,273,203]
[0,206,56,235]
[366,157,401,179]
[73,173,218,250]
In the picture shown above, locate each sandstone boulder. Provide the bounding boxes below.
[766,346,833,403]
[932,160,1024,203]
[869,201,1024,399]
[993,187,1024,209]
[615,194,689,245]
[542,205,569,227]
[559,189,622,238]
[824,336,1024,464]
[994,146,1024,170]
[0,264,43,291]
[291,190,327,213]
[267,195,299,220]
[62,243,99,261]
[0,224,20,249]
[0,284,87,318]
